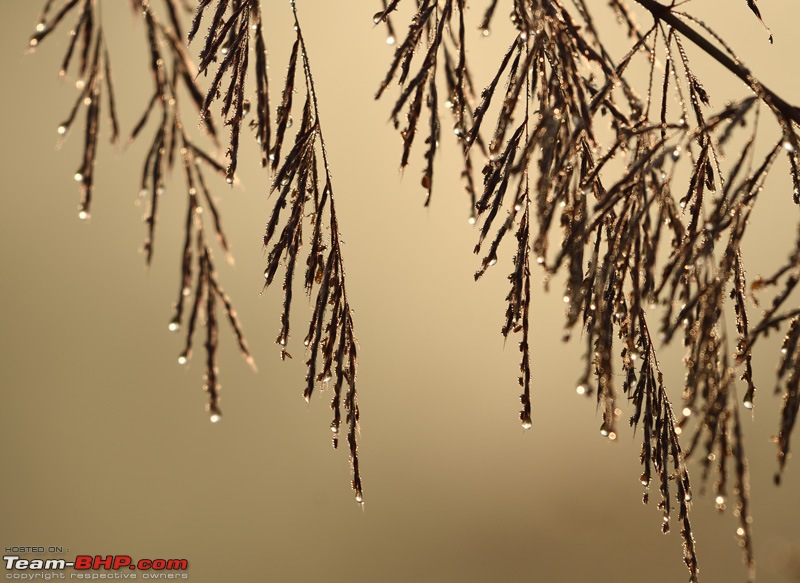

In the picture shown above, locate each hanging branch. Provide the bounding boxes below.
[189,0,272,181]
[375,0,482,209]
[31,0,252,421]
[261,0,364,503]
[28,0,119,221]
[378,1,800,580]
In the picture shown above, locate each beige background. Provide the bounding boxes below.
[2,1,800,582]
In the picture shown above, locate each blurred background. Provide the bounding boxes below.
[2,1,800,582]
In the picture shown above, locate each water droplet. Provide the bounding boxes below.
[209,412,222,423]
[743,399,754,410]
[467,215,476,225]
[600,423,610,437]
[562,295,570,304]
[481,27,490,37]
[487,257,497,267]
[781,347,788,354]
[330,423,339,433]
[220,46,229,55]
[576,385,586,395]
[226,176,234,185]
[286,116,293,129]
[78,210,88,221]
[386,35,395,45]
[521,417,532,430]
[608,432,617,441]
[74,172,84,182]
[75,79,85,90]
[671,147,681,161]
[29,38,38,47]
[536,256,544,264]
[57,125,67,135]
[168,320,180,332]
[715,495,725,505]
[736,527,745,536]
[178,354,188,365]
[372,11,383,24]
[682,407,692,417]
[355,493,364,503]
[784,141,795,153]
[36,22,46,33]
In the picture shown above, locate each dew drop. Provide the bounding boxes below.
[781,347,788,354]
[487,257,497,267]
[29,38,38,47]
[467,215,476,225]
[562,295,570,304]
[330,423,339,433]
[75,79,85,90]
[209,412,222,423]
[682,407,692,417]
[355,493,364,503]
[481,27,490,37]
[57,125,67,135]
[178,354,188,365]
[576,384,586,395]
[715,495,725,505]
[220,46,229,55]
[600,423,610,437]
[78,210,88,221]
[671,147,681,161]
[521,418,532,430]
[74,172,84,182]
[168,320,180,332]
[784,141,795,153]
[536,256,544,264]
[386,35,395,45]
[743,399,754,410]
[36,22,46,33]
[286,116,293,129]
[372,11,383,24]
[684,493,692,502]
[226,176,234,185]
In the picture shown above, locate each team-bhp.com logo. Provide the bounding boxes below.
[4,555,188,579]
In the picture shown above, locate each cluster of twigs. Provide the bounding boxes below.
[29,0,119,220]
[377,0,800,580]
[189,0,364,501]
[189,0,271,180]
[29,0,253,420]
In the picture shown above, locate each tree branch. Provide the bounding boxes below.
[634,0,800,126]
